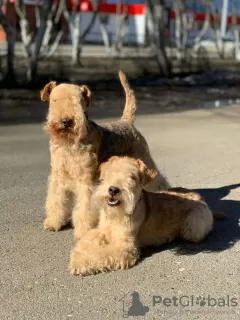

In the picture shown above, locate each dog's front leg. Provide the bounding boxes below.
[44,172,73,231]
[69,233,139,276]
[72,183,98,241]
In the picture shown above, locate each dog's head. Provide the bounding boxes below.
[93,156,157,217]
[40,81,92,141]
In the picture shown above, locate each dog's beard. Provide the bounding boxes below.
[121,189,137,214]
[44,116,87,143]
[105,189,133,212]
[44,121,75,142]
[92,186,137,215]
[73,115,88,142]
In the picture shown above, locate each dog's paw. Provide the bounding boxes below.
[69,252,93,276]
[43,217,63,231]
[69,263,90,276]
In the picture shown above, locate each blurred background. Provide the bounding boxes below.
[1,0,240,122]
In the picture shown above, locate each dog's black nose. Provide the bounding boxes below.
[61,118,73,128]
[108,186,120,196]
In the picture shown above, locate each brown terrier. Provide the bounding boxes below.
[69,156,226,276]
[40,72,170,240]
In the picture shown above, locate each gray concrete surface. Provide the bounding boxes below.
[0,106,240,320]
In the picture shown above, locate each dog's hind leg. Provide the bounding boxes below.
[44,172,73,231]
[180,204,214,242]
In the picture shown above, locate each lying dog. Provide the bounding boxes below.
[40,72,170,240]
[69,156,226,275]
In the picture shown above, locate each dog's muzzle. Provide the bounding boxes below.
[107,186,121,206]
[108,186,120,196]
[108,198,120,207]
[107,197,120,207]
[61,118,73,128]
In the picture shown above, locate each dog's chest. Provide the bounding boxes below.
[51,145,97,180]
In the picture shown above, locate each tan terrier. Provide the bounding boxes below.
[40,72,170,240]
[69,156,226,276]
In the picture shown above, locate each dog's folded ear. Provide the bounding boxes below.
[80,85,92,107]
[135,159,157,185]
[40,81,57,101]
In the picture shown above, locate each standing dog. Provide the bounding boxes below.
[41,72,170,239]
[69,156,226,276]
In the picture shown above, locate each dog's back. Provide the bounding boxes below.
[98,120,137,163]
[95,118,169,190]
[138,190,213,246]
[96,71,170,190]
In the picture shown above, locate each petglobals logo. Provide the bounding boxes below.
[119,291,149,318]
[153,295,238,308]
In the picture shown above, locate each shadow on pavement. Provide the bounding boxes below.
[142,183,240,259]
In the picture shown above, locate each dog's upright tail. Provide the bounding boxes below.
[212,211,227,220]
[119,71,136,124]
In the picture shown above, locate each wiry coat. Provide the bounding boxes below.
[40,72,170,240]
[69,156,226,276]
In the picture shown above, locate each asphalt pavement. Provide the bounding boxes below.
[0,106,240,320]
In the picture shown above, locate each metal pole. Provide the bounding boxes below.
[220,0,229,39]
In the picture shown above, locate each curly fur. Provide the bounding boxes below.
[40,72,170,240]
[69,156,225,276]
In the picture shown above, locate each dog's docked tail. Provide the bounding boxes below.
[119,71,136,124]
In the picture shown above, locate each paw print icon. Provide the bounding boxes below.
[196,296,206,307]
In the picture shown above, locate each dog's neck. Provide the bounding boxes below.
[96,191,148,245]
[99,202,143,241]
[134,190,150,225]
